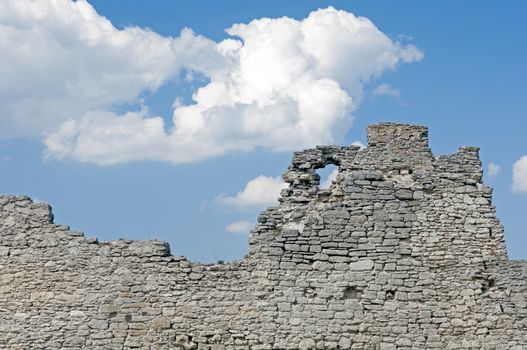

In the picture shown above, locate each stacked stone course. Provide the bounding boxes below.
[0,123,525,349]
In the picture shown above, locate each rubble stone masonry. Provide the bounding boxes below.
[0,123,525,349]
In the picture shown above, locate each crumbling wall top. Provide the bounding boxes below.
[367,122,429,149]
[1,122,525,350]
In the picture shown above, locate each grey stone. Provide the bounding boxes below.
[0,123,525,350]
[349,259,374,271]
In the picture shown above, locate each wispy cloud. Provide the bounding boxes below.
[225,220,252,234]
[0,1,423,164]
[512,156,527,193]
[372,83,401,98]
[487,163,501,178]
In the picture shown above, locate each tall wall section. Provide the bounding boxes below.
[0,123,526,349]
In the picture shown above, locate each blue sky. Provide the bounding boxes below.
[0,0,526,262]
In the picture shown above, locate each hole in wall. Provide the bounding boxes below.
[303,288,317,298]
[317,164,339,189]
[343,286,360,299]
[488,278,496,288]
[385,290,395,300]
[423,186,434,194]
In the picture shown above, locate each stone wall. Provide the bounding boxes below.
[0,123,525,349]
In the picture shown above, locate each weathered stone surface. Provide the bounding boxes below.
[349,259,374,271]
[0,122,525,349]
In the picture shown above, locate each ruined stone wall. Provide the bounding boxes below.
[0,123,525,349]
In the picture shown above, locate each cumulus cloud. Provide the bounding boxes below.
[487,163,501,178]
[225,220,252,234]
[216,176,288,209]
[373,83,401,98]
[0,0,224,140]
[512,156,527,193]
[2,1,423,164]
[43,109,227,164]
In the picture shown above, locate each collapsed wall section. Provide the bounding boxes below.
[0,123,526,349]
[0,196,264,349]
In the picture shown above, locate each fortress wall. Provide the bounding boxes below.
[0,196,262,349]
[0,123,525,349]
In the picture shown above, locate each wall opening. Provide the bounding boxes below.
[318,164,339,190]
[343,286,360,300]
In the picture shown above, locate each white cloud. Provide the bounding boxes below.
[225,220,252,234]
[487,163,501,178]
[0,0,225,140]
[1,1,423,164]
[320,168,339,189]
[351,140,366,149]
[216,175,288,209]
[512,156,527,193]
[372,83,401,98]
